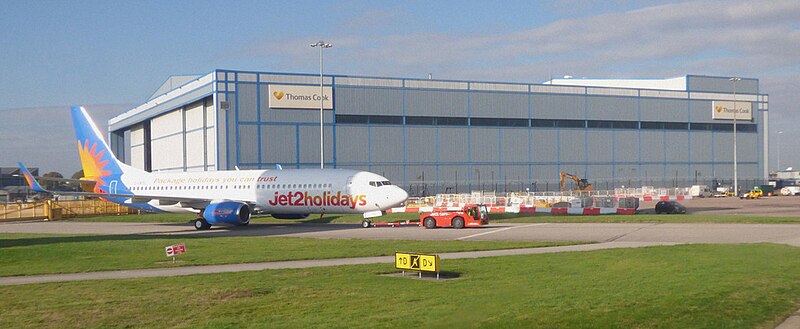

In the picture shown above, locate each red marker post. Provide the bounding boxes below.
[165,244,186,263]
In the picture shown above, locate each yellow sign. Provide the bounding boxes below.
[395,252,440,272]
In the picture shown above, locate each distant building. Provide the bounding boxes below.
[108,71,768,195]
[0,166,38,202]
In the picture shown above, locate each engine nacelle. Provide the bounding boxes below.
[203,202,251,226]
[271,213,310,220]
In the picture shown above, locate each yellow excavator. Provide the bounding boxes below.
[560,172,593,192]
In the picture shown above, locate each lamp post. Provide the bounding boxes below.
[777,131,783,170]
[730,77,740,196]
[311,41,332,168]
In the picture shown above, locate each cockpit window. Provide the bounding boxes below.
[369,181,393,187]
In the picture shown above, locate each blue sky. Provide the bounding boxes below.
[1,0,798,175]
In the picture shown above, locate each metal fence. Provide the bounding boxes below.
[0,199,136,221]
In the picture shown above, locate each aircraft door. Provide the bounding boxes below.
[110,180,118,194]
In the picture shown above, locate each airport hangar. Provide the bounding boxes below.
[107,70,769,196]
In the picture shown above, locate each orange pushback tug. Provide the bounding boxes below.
[420,204,489,229]
[360,204,489,229]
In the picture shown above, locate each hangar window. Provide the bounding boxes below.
[336,115,368,124]
[712,123,733,131]
[531,119,556,128]
[436,117,468,126]
[614,121,638,129]
[555,120,586,128]
[471,118,528,127]
[406,116,435,125]
[664,122,688,130]
[690,123,713,131]
[738,124,757,132]
[640,121,664,130]
[369,115,403,124]
[587,120,613,129]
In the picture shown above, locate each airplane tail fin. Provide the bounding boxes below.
[70,106,139,193]
[17,162,48,193]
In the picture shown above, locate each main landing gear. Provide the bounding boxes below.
[194,217,211,230]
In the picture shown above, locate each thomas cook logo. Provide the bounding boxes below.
[715,105,723,113]
[273,91,285,100]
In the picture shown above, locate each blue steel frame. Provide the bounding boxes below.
[111,69,765,192]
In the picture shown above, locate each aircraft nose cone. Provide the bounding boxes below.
[391,187,409,207]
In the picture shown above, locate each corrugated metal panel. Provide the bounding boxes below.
[586,87,638,97]
[531,165,559,185]
[531,129,558,163]
[405,80,468,90]
[335,126,369,164]
[640,131,665,162]
[237,84,258,122]
[261,125,296,164]
[238,124,259,164]
[469,92,528,118]
[690,131,712,162]
[587,165,613,184]
[130,125,144,146]
[151,135,183,170]
[640,98,688,122]
[405,90,468,116]
[406,127,436,163]
[688,100,714,123]
[369,165,403,182]
[531,85,585,95]
[470,128,498,163]
[185,130,205,168]
[665,131,688,162]
[406,165,436,183]
[151,110,183,139]
[259,74,331,85]
[587,131,614,162]
[206,126,216,170]
[501,129,528,163]
[130,144,145,170]
[640,90,688,99]
[502,165,528,188]
[438,127,469,163]
[614,131,638,162]
[336,77,402,87]
[690,92,758,102]
[687,76,758,94]
[298,126,333,164]
[713,132,733,163]
[641,164,665,185]
[558,130,585,163]
[532,94,584,119]
[738,134,758,162]
[335,86,403,115]
[185,101,204,131]
[586,96,637,120]
[370,126,404,163]
[226,95,238,169]
[471,164,500,186]
[238,73,257,82]
[469,82,527,92]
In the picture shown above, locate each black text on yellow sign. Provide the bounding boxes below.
[395,252,440,272]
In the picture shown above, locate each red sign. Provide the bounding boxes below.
[165,244,186,257]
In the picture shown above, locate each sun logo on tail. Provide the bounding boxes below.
[78,140,112,193]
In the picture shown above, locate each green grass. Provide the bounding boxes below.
[0,233,580,276]
[1,244,799,328]
[68,211,800,224]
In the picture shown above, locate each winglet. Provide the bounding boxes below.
[17,162,48,193]
[276,164,283,170]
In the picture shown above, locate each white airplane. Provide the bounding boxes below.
[19,106,408,230]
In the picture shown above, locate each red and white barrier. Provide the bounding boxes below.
[387,205,637,215]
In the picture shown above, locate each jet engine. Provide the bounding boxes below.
[203,202,251,226]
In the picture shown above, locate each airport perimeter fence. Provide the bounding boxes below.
[0,199,137,221]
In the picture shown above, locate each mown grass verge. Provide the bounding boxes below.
[0,233,581,276]
[1,244,799,328]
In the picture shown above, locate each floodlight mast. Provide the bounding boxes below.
[311,41,332,168]
[730,77,741,196]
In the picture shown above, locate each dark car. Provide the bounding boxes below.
[655,201,686,214]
